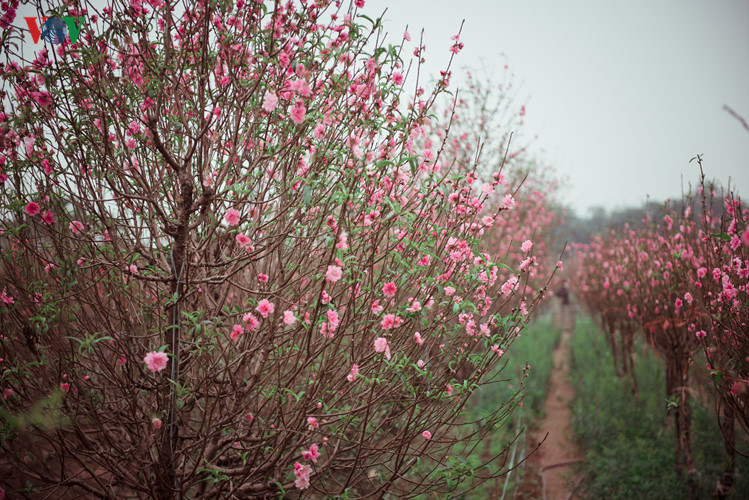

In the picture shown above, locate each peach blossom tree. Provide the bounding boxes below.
[0,0,552,497]
[427,69,565,308]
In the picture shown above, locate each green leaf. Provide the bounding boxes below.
[281,388,306,403]
[460,301,477,313]
[303,185,312,206]
[407,157,417,175]
[495,262,514,272]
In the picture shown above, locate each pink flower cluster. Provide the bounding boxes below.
[293,462,312,490]
[256,299,275,318]
[326,265,342,283]
[301,443,320,462]
[0,0,19,29]
[347,364,359,382]
[143,351,168,373]
[373,337,391,360]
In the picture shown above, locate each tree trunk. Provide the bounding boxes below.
[622,328,639,402]
[155,161,194,499]
[666,351,699,499]
[665,356,684,473]
[604,313,621,377]
[712,401,735,500]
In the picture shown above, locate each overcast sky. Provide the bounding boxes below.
[366,0,749,216]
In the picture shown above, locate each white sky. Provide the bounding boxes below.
[366,0,749,216]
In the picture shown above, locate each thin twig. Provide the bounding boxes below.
[723,105,749,133]
[564,473,587,500]
[541,458,584,472]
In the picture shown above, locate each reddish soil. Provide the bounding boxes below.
[534,329,583,500]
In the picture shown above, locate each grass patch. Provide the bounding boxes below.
[569,315,749,499]
[473,315,562,421]
[457,315,563,498]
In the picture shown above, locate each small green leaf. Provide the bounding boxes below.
[303,185,312,206]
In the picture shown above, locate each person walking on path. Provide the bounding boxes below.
[555,279,573,332]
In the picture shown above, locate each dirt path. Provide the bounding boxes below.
[535,328,583,500]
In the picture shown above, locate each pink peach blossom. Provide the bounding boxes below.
[236,233,253,249]
[224,208,241,226]
[290,100,306,124]
[326,265,342,283]
[231,324,244,341]
[256,299,275,318]
[380,314,396,329]
[24,136,34,156]
[501,276,518,295]
[294,462,312,490]
[262,92,278,112]
[25,202,40,216]
[143,351,168,373]
[243,313,260,330]
[314,123,326,139]
[374,337,388,352]
[283,310,297,326]
[301,443,320,463]
[347,364,359,382]
[31,90,53,107]
[69,221,85,234]
[374,337,391,359]
[502,194,516,210]
[326,309,340,331]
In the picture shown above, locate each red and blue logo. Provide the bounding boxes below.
[24,16,84,44]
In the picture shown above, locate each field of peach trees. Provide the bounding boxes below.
[0,0,746,499]
[572,159,749,499]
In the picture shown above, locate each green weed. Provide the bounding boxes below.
[569,316,748,499]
